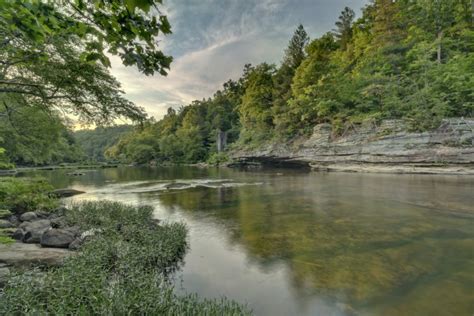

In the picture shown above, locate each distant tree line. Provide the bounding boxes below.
[107,0,474,164]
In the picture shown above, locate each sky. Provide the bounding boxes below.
[110,0,368,120]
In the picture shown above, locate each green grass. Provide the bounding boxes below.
[0,236,14,244]
[0,201,250,315]
[0,209,12,218]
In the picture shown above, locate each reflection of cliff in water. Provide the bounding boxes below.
[157,174,474,316]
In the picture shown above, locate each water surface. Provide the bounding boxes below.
[23,166,474,315]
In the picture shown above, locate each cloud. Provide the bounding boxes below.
[109,0,368,120]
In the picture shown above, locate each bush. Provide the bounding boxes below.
[0,178,58,214]
[0,201,250,315]
[207,152,230,165]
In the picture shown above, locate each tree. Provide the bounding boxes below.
[273,25,309,134]
[0,0,172,124]
[333,7,355,50]
[239,63,275,140]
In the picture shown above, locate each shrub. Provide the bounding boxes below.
[0,201,250,315]
[207,152,230,165]
[0,178,58,214]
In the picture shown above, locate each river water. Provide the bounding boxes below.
[24,166,474,315]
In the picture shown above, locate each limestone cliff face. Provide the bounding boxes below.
[232,118,474,173]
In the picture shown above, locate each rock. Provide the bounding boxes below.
[40,229,75,248]
[68,238,82,250]
[49,189,85,198]
[20,212,38,222]
[12,229,25,241]
[64,226,81,237]
[67,172,85,176]
[0,220,14,229]
[231,118,474,174]
[50,216,67,229]
[0,243,70,267]
[35,211,50,219]
[20,219,51,244]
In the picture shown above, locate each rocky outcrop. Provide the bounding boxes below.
[0,243,70,267]
[232,118,474,174]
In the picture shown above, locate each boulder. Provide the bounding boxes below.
[68,238,82,250]
[0,220,14,229]
[35,211,50,219]
[20,212,37,222]
[64,226,81,237]
[49,189,85,198]
[12,229,25,241]
[40,229,75,248]
[50,216,67,229]
[7,215,19,227]
[20,219,51,244]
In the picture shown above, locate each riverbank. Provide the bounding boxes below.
[0,178,250,315]
[230,118,474,175]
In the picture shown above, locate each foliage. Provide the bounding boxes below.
[107,81,243,164]
[0,0,172,132]
[74,125,132,162]
[0,201,250,315]
[109,0,473,165]
[0,145,14,170]
[0,99,85,166]
[0,235,14,244]
[0,177,58,214]
[207,152,230,166]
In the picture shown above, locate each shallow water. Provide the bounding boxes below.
[23,166,474,315]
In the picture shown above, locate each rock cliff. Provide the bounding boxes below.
[232,118,474,174]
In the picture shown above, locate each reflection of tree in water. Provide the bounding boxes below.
[157,178,474,316]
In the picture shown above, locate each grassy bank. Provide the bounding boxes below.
[0,201,250,315]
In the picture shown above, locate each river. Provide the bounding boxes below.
[23,166,474,316]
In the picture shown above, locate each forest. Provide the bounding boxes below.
[1,0,473,167]
[106,0,474,164]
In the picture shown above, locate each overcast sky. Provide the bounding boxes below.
[110,0,368,120]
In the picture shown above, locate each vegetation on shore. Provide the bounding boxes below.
[1,0,171,167]
[107,0,473,165]
[0,177,58,214]
[0,197,249,315]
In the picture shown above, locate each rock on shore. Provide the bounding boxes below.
[232,118,474,174]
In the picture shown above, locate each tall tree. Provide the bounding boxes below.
[333,7,355,50]
[273,25,309,134]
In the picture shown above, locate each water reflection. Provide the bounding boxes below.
[24,167,474,316]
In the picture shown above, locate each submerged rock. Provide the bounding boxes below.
[50,189,85,198]
[40,229,75,248]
